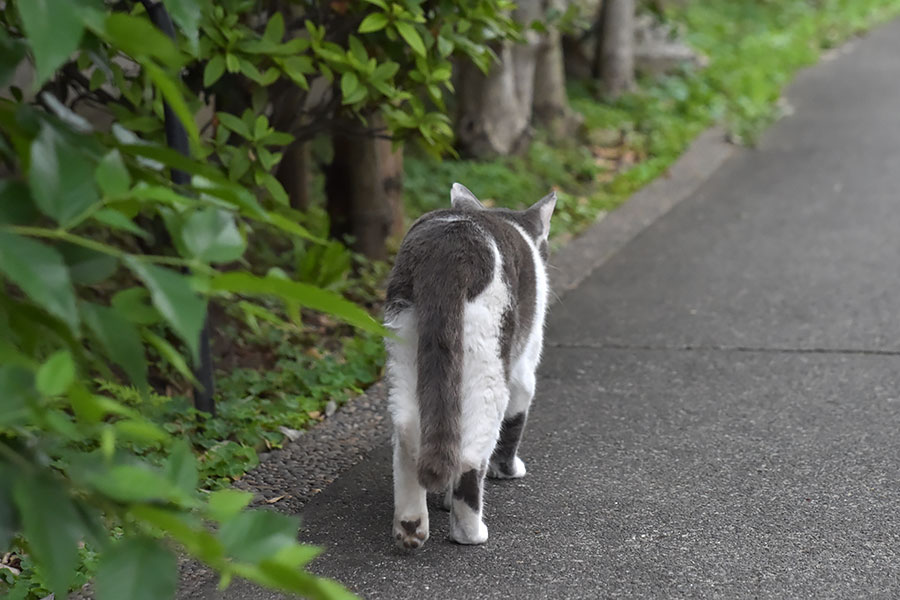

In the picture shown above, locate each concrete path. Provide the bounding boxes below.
[195,19,900,600]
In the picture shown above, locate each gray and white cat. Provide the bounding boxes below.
[384,183,555,549]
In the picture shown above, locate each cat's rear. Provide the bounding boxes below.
[384,183,555,549]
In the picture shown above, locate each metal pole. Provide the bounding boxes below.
[140,0,216,416]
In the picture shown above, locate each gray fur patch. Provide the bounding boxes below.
[490,412,527,475]
[453,468,484,511]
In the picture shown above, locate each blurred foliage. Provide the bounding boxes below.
[0,0,403,598]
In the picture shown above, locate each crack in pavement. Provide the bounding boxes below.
[546,341,900,357]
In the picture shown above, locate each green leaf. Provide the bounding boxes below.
[81,301,148,391]
[253,115,269,140]
[206,490,254,522]
[143,61,200,144]
[165,439,199,495]
[358,12,389,33]
[437,34,454,58]
[347,36,368,65]
[114,418,169,443]
[259,172,289,205]
[18,0,85,85]
[395,22,426,56]
[112,287,161,325]
[96,149,131,197]
[0,365,37,428]
[0,180,39,226]
[0,30,27,88]
[29,122,99,226]
[179,207,246,263]
[162,0,201,42]
[203,54,226,87]
[69,384,136,423]
[280,56,313,86]
[124,259,206,361]
[209,272,385,335]
[118,143,227,184]
[233,561,355,600]
[225,53,240,73]
[216,111,252,139]
[91,465,187,504]
[264,12,285,42]
[93,208,150,239]
[143,328,198,385]
[13,473,84,598]
[95,537,177,600]
[0,232,79,332]
[131,506,225,564]
[218,509,300,562]
[100,13,183,67]
[341,71,361,102]
[35,349,75,396]
[60,243,118,285]
[269,544,322,569]
[239,58,275,85]
[264,212,320,242]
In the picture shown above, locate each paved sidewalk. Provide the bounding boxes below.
[192,18,900,600]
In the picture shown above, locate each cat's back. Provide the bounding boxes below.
[386,209,496,310]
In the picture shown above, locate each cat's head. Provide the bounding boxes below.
[449,182,556,259]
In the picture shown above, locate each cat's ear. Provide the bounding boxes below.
[450,182,485,211]
[528,191,557,238]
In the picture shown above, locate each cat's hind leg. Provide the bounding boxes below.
[448,464,488,544]
[386,311,429,549]
[392,427,429,549]
[488,365,534,479]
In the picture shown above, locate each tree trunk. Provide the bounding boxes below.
[375,134,406,239]
[455,0,543,158]
[533,0,582,139]
[593,0,636,98]
[455,44,530,158]
[276,139,311,211]
[325,115,402,261]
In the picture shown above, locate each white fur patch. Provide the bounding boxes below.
[458,238,511,468]
[384,309,419,446]
[505,220,549,414]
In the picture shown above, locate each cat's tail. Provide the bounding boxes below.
[414,275,464,492]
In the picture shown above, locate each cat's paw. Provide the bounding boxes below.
[449,519,488,545]
[488,455,526,479]
[393,516,429,550]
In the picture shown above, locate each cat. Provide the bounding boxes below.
[384,182,555,549]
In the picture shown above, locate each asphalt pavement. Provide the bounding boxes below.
[190,18,900,600]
